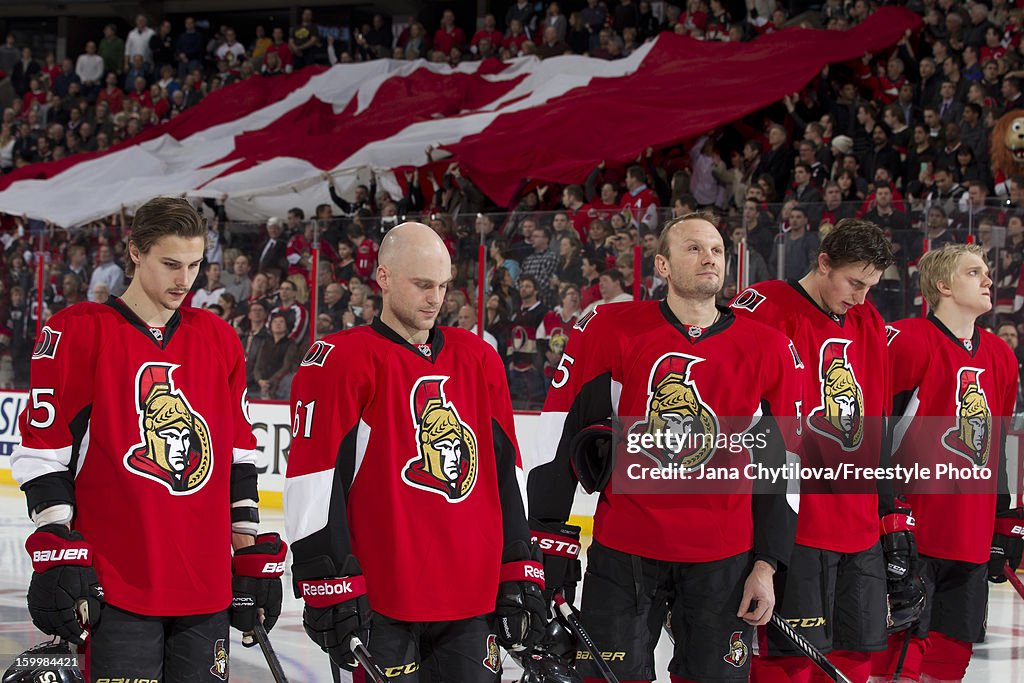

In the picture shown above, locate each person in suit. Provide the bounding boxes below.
[256,216,288,274]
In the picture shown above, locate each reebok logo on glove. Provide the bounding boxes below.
[298,577,368,608]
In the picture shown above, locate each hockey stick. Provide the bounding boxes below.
[770,613,854,683]
[1003,562,1024,599]
[251,622,289,683]
[330,658,341,683]
[891,629,912,682]
[349,635,389,683]
[553,591,620,683]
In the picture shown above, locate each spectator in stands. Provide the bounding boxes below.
[757,124,793,200]
[223,253,252,302]
[97,72,124,113]
[175,16,205,77]
[555,233,582,287]
[73,45,100,101]
[537,25,570,58]
[192,261,225,309]
[864,183,910,232]
[0,34,18,76]
[786,162,822,205]
[11,47,39,97]
[472,14,504,55]
[98,24,124,76]
[508,273,548,407]
[927,166,967,216]
[1002,77,1024,112]
[456,304,498,351]
[254,311,300,399]
[256,216,288,274]
[238,299,270,388]
[125,14,156,70]
[271,278,309,342]
[769,205,818,280]
[88,244,124,296]
[290,8,325,68]
[149,20,175,73]
[433,10,466,55]
[216,28,246,66]
[522,226,559,303]
[504,19,530,56]
[7,285,30,386]
[404,22,427,59]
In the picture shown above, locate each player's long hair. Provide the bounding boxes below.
[126,197,207,277]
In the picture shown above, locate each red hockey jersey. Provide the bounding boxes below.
[731,280,891,553]
[11,300,258,616]
[887,315,1018,563]
[284,320,530,622]
[528,300,802,564]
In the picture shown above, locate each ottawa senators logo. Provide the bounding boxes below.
[301,340,334,367]
[629,352,719,469]
[722,631,748,668]
[808,339,865,450]
[482,634,500,673]
[32,326,61,359]
[123,363,214,494]
[730,288,766,312]
[210,638,228,680]
[402,376,478,502]
[942,367,991,467]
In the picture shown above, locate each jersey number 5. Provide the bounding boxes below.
[292,399,316,439]
[551,353,575,389]
[29,388,56,429]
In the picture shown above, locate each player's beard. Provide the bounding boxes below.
[672,273,723,300]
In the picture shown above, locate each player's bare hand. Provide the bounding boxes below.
[737,560,775,626]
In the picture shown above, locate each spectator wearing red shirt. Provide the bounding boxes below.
[20,78,46,116]
[432,10,466,56]
[266,27,293,71]
[619,165,659,230]
[561,185,590,242]
[470,14,503,55]
[347,222,379,285]
[504,19,530,55]
[97,72,125,113]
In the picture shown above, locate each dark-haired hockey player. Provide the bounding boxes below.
[284,222,545,681]
[11,196,284,682]
[731,219,900,683]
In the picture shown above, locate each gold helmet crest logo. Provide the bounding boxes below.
[124,363,213,494]
[402,376,478,501]
[808,339,865,450]
[722,631,748,668]
[629,352,719,469]
[942,367,991,467]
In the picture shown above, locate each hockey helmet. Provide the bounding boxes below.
[886,575,926,634]
[2,640,83,683]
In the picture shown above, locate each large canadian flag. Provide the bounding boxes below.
[0,7,918,226]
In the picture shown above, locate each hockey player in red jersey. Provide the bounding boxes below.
[528,212,803,682]
[11,197,284,681]
[284,222,545,681]
[870,245,1021,683]
[730,219,899,683]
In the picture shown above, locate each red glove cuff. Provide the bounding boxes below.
[881,512,914,535]
[500,560,546,588]
[26,530,93,572]
[232,533,288,578]
[531,530,581,560]
[297,577,367,608]
[995,517,1024,538]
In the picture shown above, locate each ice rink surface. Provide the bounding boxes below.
[0,486,1021,682]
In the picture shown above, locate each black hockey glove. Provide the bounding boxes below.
[990,508,1024,583]
[231,533,287,646]
[294,555,371,671]
[880,508,918,589]
[25,524,103,645]
[530,519,582,606]
[492,540,547,652]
